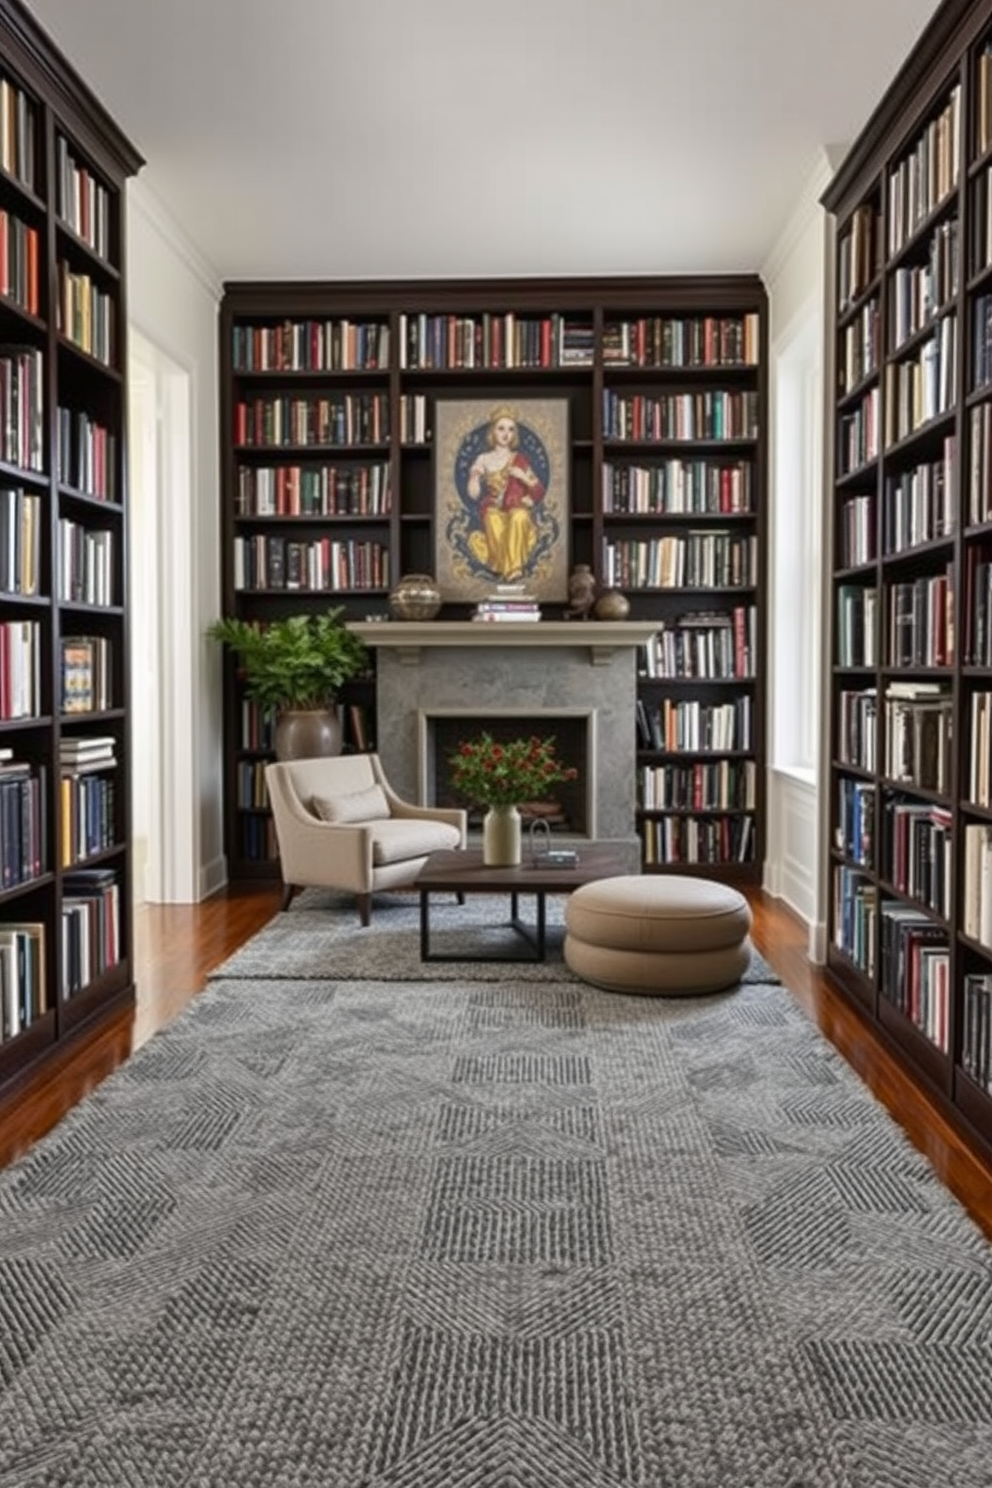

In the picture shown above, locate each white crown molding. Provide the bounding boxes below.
[128,175,224,301]
[760,146,835,292]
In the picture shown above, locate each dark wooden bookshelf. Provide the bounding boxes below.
[823,0,992,1161]
[0,1,142,1106]
[218,275,768,882]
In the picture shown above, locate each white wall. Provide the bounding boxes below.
[126,177,226,900]
[760,150,835,945]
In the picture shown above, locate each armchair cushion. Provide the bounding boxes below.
[371,817,462,866]
[310,784,390,824]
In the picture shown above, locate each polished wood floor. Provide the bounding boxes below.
[1,884,990,1241]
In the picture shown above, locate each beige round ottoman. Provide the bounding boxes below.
[564,874,752,995]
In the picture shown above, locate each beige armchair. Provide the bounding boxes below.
[265,753,467,925]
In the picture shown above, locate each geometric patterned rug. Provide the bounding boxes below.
[1,971,991,1485]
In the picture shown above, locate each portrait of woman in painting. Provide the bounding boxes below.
[465,406,545,582]
[438,399,567,600]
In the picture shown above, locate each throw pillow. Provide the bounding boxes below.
[310,783,390,824]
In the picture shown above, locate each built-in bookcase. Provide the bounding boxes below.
[0,0,141,1110]
[824,0,992,1159]
[219,277,768,883]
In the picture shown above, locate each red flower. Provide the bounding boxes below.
[447,731,577,808]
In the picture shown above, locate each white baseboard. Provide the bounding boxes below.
[199,855,228,903]
[808,919,828,965]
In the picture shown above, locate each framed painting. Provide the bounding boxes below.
[434,397,570,603]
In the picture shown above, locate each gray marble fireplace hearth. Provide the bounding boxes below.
[349,621,658,869]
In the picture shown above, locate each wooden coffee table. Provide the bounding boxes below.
[416,845,626,962]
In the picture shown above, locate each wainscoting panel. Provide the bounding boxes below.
[766,768,817,926]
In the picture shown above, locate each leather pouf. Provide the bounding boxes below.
[564,874,752,996]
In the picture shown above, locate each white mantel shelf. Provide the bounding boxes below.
[348,620,659,665]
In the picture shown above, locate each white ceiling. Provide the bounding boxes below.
[24,0,942,284]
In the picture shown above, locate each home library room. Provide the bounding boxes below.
[218,276,768,884]
[0,0,142,1109]
[824,0,992,1156]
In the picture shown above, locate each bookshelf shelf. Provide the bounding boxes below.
[824,0,992,1156]
[219,276,767,881]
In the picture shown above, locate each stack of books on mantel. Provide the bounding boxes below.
[472,584,542,622]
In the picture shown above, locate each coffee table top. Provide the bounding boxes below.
[416,845,626,893]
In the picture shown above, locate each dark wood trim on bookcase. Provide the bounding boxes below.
[0,1,142,1110]
[822,0,992,1164]
[219,273,768,883]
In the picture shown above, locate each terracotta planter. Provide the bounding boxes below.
[274,707,343,761]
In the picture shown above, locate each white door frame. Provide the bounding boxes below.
[128,328,196,902]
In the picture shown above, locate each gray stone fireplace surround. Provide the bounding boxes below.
[349,621,659,868]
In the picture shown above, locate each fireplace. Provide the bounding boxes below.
[349,619,660,870]
[420,709,595,837]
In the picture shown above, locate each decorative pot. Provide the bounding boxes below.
[593,588,631,621]
[389,573,442,621]
[274,707,343,761]
[482,803,522,867]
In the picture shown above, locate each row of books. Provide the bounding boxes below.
[638,759,756,812]
[0,618,40,720]
[0,207,39,316]
[886,82,960,257]
[832,867,877,977]
[883,799,952,918]
[879,901,949,1052]
[601,458,753,516]
[57,406,117,501]
[0,485,40,596]
[60,635,113,715]
[838,455,956,569]
[602,315,760,370]
[61,868,120,1001]
[837,204,880,313]
[642,814,754,866]
[635,696,752,754]
[838,387,879,476]
[1,869,121,1040]
[963,823,992,952]
[889,218,958,352]
[642,606,756,682]
[0,346,44,473]
[234,462,392,518]
[602,532,757,592]
[601,389,759,443]
[232,536,389,594]
[0,753,45,887]
[0,75,36,191]
[58,519,115,607]
[56,135,112,261]
[399,312,593,371]
[57,262,114,368]
[837,689,877,773]
[971,164,992,281]
[883,314,957,447]
[235,393,433,450]
[836,777,874,866]
[838,298,879,396]
[232,318,391,373]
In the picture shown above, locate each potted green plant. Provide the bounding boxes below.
[207,608,369,760]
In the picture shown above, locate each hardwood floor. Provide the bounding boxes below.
[1,884,990,1242]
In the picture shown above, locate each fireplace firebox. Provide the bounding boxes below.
[423,710,593,836]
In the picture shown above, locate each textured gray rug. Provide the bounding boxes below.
[211,887,779,985]
[1,972,991,1486]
